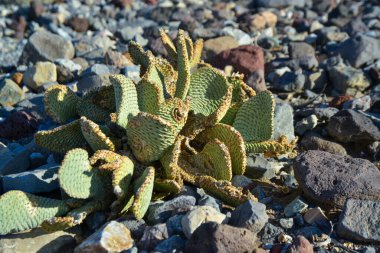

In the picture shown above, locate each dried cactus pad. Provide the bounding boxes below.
[132,167,155,220]
[126,112,177,163]
[35,119,87,154]
[58,148,102,199]
[195,123,246,175]
[233,90,275,142]
[195,176,256,207]
[188,67,231,117]
[110,74,139,129]
[0,190,69,235]
[44,85,80,123]
[80,117,116,152]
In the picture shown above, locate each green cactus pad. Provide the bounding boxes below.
[191,139,232,181]
[190,38,203,68]
[44,85,80,123]
[80,117,116,152]
[128,40,150,74]
[90,150,134,199]
[0,190,69,235]
[42,199,104,232]
[154,178,183,195]
[136,78,164,114]
[220,102,241,125]
[58,149,103,199]
[109,74,139,129]
[35,120,87,154]
[132,167,155,220]
[245,136,297,157]
[195,175,257,207]
[126,112,178,163]
[77,96,111,123]
[156,98,191,133]
[188,67,232,121]
[159,28,177,61]
[174,30,191,100]
[195,123,246,175]
[233,90,275,142]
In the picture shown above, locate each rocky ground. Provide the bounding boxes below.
[0,0,380,252]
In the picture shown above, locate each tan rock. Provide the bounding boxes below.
[203,36,239,60]
[23,61,57,91]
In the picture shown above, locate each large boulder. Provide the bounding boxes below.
[294,150,380,208]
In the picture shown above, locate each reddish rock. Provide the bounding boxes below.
[112,0,133,8]
[68,17,89,33]
[105,50,130,67]
[329,95,353,109]
[0,111,39,140]
[10,16,27,40]
[289,236,314,253]
[144,0,157,5]
[185,222,258,253]
[30,0,44,19]
[210,45,265,80]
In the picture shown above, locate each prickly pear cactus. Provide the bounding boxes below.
[0,29,297,235]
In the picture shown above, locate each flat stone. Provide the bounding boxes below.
[2,163,59,193]
[203,36,239,61]
[181,206,227,238]
[229,200,268,234]
[153,235,186,253]
[0,227,80,253]
[300,134,347,156]
[327,109,380,144]
[198,194,221,212]
[74,221,133,253]
[19,30,75,64]
[294,150,380,208]
[23,61,57,91]
[337,199,380,243]
[304,207,332,233]
[273,102,296,141]
[245,155,277,180]
[0,142,30,175]
[147,195,196,224]
[0,79,24,107]
[185,222,258,253]
[284,197,308,217]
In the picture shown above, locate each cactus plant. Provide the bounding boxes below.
[0,29,297,235]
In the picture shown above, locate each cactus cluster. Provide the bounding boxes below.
[0,29,296,235]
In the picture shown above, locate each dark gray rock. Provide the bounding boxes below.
[259,223,284,244]
[229,200,268,234]
[273,103,295,141]
[147,196,196,224]
[255,0,307,8]
[294,150,380,208]
[245,155,276,180]
[120,217,147,240]
[284,197,308,217]
[0,142,31,175]
[138,224,169,251]
[19,30,75,64]
[336,34,380,68]
[198,194,221,212]
[337,199,380,243]
[2,163,59,193]
[185,222,258,253]
[272,71,305,92]
[166,215,184,236]
[327,109,380,144]
[153,235,186,253]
